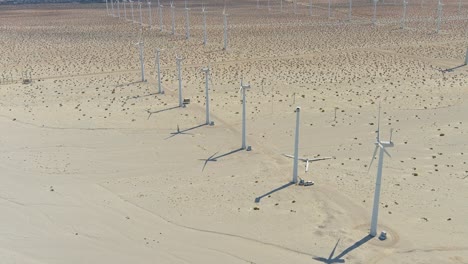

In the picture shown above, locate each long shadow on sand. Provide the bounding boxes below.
[313,235,373,263]
[147,105,180,119]
[254,182,294,203]
[440,63,467,73]
[165,123,206,140]
[199,148,244,171]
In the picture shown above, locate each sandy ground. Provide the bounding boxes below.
[1,1,468,263]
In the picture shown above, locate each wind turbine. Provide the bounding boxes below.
[201,67,213,125]
[240,79,251,150]
[328,0,331,18]
[171,1,175,35]
[202,5,207,46]
[176,55,184,107]
[294,0,298,14]
[401,0,408,29]
[117,0,121,18]
[372,0,378,25]
[348,0,352,20]
[368,103,394,237]
[106,0,109,15]
[111,0,115,17]
[131,0,135,23]
[123,0,127,20]
[291,107,301,184]
[138,1,143,29]
[148,1,153,28]
[436,0,443,33]
[158,0,163,31]
[135,32,145,82]
[309,0,313,16]
[465,47,468,65]
[280,0,283,12]
[223,10,228,50]
[283,154,332,173]
[155,48,164,94]
[185,7,191,39]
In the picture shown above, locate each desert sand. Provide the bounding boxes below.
[0,0,468,263]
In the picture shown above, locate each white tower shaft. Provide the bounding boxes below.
[117,0,120,18]
[401,0,407,29]
[203,9,207,45]
[372,0,377,25]
[203,68,210,125]
[171,5,175,35]
[148,2,153,28]
[131,1,135,22]
[106,0,109,15]
[292,107,300,184]
[309,0,313,16]
[139,2,143,28]
[465,47,468,65]
[240,81,250,150]
[124,0,127,20]
[349,0,352,19]
[158,4,163,31]
[111,0,115,16]
[436,0,443,33]
[156,49,163,94]
[177,57,183,107]
[185,8,190,39]
[370,146,385,236]
[328,0,331,18]
[138,42,145,82]
[223,14,228,50]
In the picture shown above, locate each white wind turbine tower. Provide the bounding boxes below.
[280,0,283,12]
[201,67,213,125]
[131,0,135,23]
[309,0,313,16]
[185,7,191,39]
[155,48,164,94]
[223,10,228,50]
[171,1,176,35]
[158,0,163,31]
[368,103,394,237]
[294,0,298,14]
[138,1,143,28]
[400,0,408,29]
[202,5,207,46]
[328,0,332,18]
[291,107,301,184]
[465,48,468,65]
[123,0,127,20]
[176,55,184,107]
[348,0,352,20]
[135,33,146,82]
[436,0,443,33]
[372,0,378,25]
[111,0,115,17]
[257,0,259,9]
[106,0,109,15]
[148,1,153,28]
[240,79,251,150]
[117,0,121,18]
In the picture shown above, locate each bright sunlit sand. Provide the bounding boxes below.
[0,0,467,263]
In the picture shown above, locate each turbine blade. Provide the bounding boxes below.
[306,160,310,172]
[308,157,333,162]
[383,147,391,158]
[389,128,394,142]
[282,154,294,159]
[367,145,379,173]
[377,101,381,142]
